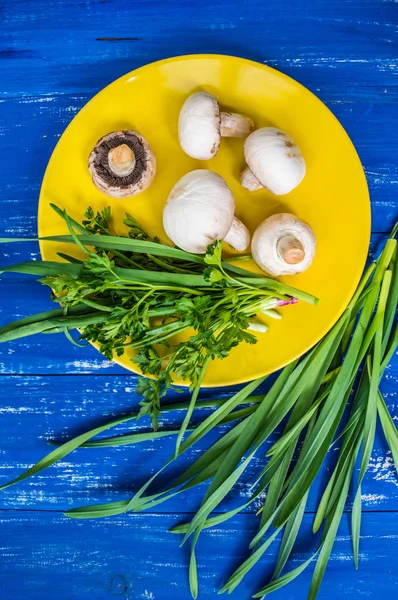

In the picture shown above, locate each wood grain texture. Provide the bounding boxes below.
[0,511,396,600]
[0,373,396,512]
[0,0,397,597]
[1,0,397,98]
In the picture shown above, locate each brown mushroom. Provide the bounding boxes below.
[88,131,156,198]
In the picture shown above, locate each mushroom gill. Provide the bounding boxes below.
[88,130,156,198]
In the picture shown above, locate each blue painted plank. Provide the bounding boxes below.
[0,0,397,596]
[0,94,396,233]
[0,371,396,512]
[1,0,398,98]
[0,510,396,600]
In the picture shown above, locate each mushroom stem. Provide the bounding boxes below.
[108,144,136,176]
[220,112,254,138]
[224,217,251,252]
[251,214,316,276]
[277,235,305,265]
[240,166,263,191]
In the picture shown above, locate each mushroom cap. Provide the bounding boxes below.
[88,130,156,198]
[252,213,316,276]
[163,169,235,254]
[178,92,221,160]
[244,127,306,195]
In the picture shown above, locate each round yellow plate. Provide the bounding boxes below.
[38,54,370,387]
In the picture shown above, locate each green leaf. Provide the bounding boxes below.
[0,409,144,490]
[255,384,324,553]
[65,419,252,520]
[272,282,381,530]
[0,310,107,342]
[257,450,294,541]
[205,268,225,284]
[266,386,330,460]
[272,492,309,580]
[181,453,255,544]
[357,271,392,484]
[381,325,398,373]
[382,250,398,355]
[4,386,250,491]
[1,233,206,263]
[219,528,281,594]
[204,241,223,266]
[0,260,81,278]
[252,553,317,597]
[352,487,361,569]
[189,531,200,599]
[1,259,318,304]
[177,378,266,458]
[64,211,90,255]
[347,269,393,564]
[50,204,87,234]
[0,303,92,341]
[312,471,336,533]
[390,220,398,238]
[208,360,301,492]
[251,312,350,547]
[182,361,304,545]
[134,423,251,514]
[66,450,224,519]
[65,500,129,519]
[70,428,193,447]
[169,504,248,535]
[322,415,363,520]
[57,252,83,264]
[378,392,398,474]
[308,454,356,600]
[175,356,211,457]
[123,380,265,514]
[200,348,324,553]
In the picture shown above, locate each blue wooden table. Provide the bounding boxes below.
[0,1,397,598]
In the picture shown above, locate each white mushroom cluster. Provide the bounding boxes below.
[166,94,315,275]
[88,89,316,279]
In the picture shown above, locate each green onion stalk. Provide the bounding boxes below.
[63,226,397,599]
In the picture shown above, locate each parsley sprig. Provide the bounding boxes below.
[0,205,316,434]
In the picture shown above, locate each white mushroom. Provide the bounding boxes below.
[163,170,251,254]
[251,213,316,276]
[88,131,156,198]
[178,92,254,160]
[241,127,306,195]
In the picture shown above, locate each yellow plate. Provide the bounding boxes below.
[38,54,370,387]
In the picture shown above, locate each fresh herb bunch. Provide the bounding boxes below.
[0,204,315,432]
